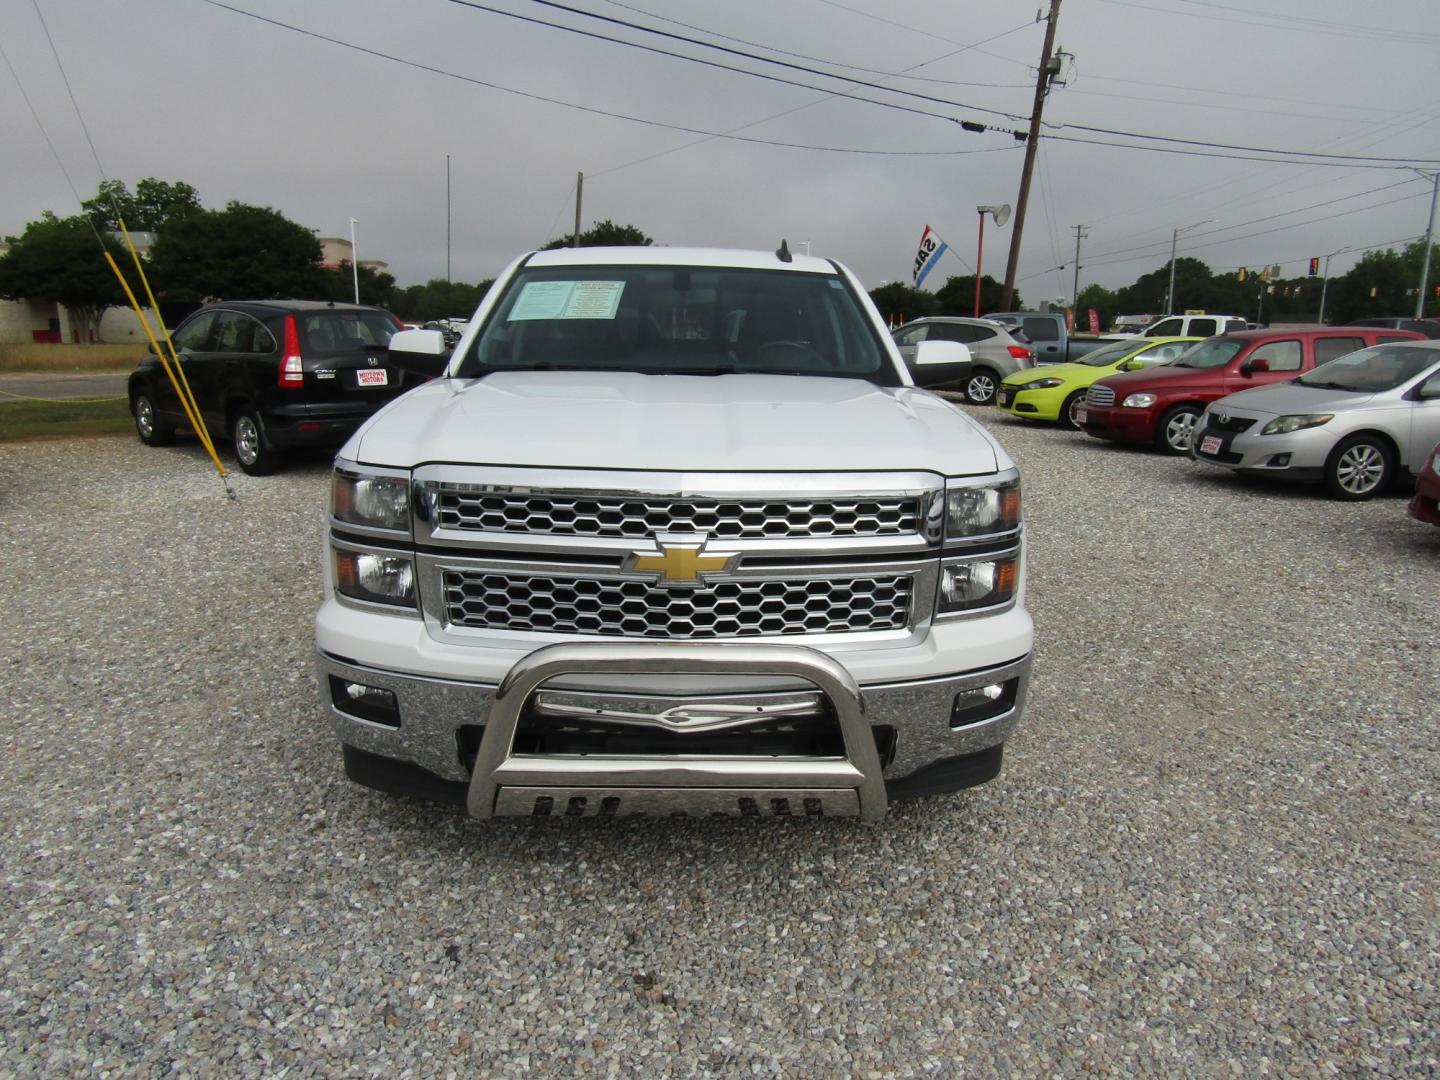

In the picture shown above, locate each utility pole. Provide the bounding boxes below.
[348,217,360,304]
[1416,170,1438,319]
[1070,224,1088,314]
[445,154,451,283]
[1001,0,1062,311]
[572,171,584,248]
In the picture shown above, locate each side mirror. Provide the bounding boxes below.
[1417,375,1440,400]
[1242,357,1270,375]
[912,340,972,368]
[1123,358,1145,371]
[387,328,451,380]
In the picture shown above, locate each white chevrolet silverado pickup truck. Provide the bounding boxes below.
[315,245,1033,820]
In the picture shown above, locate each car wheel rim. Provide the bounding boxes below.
[968,375,994,402]
[1166,412,1197,450]
[1067,397,1083,425]
[1337,445,1384,494]
[135,397,154,438]
[235,417,259,465]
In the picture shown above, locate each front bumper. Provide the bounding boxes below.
[318,643,1032,815]
[1075,401,1156,444]
[1190,415,1332,480]
[1410,466,1440,526]
[997,382,1065,421]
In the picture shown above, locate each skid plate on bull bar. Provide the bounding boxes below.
[466,641,887,821]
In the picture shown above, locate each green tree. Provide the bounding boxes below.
[1075,283,1117,332]
[932,274,1019,316]
[0,213,128,343]
[868,282,936,325]
[1326,239,1440,323]
[389,278,496,321]
[148,202,323,301]
[541,219,653,250]
[316,262,399,308]
[82,178,201,233]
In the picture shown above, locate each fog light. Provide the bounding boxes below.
[329,676,400,727]
[1267,453,1291,467]
[950,680,1015,728]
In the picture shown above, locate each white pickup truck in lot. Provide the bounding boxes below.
[315,245,1033,820]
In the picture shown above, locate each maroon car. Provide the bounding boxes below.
[1075,326,1424,454]
[1410,439,1440,527]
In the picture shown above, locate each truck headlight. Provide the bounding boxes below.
[1259,413,1333,435]
[945,476,1020,540]
[333,467,411,531]
[938,556,1018,614]
[334,548,417,608]
[1122,393,1156,408]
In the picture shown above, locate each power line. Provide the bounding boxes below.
[805,0,1036,71]
[1095,0,1440,47]
[1043,131,1425,170]
[1045,119,1440,164]
[198,1,1017,156]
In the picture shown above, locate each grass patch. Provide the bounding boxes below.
[0,342,140,373]
[0,397,133,441]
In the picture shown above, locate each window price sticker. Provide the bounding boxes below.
[509,280,625,321]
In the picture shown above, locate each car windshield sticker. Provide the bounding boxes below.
[509,280,626,321]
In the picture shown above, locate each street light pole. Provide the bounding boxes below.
[348,217,360,305]
[1317,245,1350,326]
[974,209,987,318]
[1165,218,1215,315]
[1416,170,1438,319]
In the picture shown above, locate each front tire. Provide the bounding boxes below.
[1324,435,1393,501]
[132,390,174,446]
[965,369,998,405]
[1059,390,1086,431]
[1156,404,1201,455]
[231,408,282,476]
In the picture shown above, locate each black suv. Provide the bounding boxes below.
[128,300,415,474]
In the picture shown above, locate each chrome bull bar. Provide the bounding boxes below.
[467,642,888,821]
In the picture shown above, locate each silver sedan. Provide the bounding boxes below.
[1191,340,1440,500]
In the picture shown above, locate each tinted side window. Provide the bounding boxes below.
[931,324,978,344]
[1188,318,1217,337]
[173,312,216,352]
[1250,339,1302,371]
[211,311,275,354]
[1223,320,1247,333]
[1022,317,1058,341]
[1148,318,1183,336]
[894,325,928,346]
[970,327,998,342]
[1313,337,1364,366]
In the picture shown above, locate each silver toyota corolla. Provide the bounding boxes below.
[1191,340,1440,500]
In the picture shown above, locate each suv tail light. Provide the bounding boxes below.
[279,314,304,388]
[1007,345,1032,360]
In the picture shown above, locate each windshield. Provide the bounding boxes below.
[1297,344,1440,392]
[1174,338,1243,369]
[1076,340,1145,367]
[456,264,894,382]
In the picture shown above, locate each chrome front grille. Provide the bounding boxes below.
[1086,385,1116,406]
[442,571,913,639]
[434,491,921,540]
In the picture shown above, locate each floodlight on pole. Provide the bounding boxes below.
[974,204,1011,317]
[348,217,360,305]
[1165,218,1215,315]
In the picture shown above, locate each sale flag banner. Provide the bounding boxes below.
[913,225,949,288]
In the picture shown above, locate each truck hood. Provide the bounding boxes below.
[348,371,1003,475]
[1212,381,1377,417]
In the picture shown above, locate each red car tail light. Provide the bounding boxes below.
[1007,345,1032,360]
[278,314,304,388]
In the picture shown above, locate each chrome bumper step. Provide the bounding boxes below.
[468,642,887,821]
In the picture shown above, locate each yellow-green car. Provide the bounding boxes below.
[997,336,1199,429]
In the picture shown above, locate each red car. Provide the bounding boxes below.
[1410,439,1440,527]
[1075,327,1424,454]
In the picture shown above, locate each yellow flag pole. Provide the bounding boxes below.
[102,251,232,489]
[115,218,222,465]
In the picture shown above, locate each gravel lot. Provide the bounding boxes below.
[1,412,1436,1077]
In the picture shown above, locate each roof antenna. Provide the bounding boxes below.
[775,239,792,263]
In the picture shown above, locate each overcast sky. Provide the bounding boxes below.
[3,0,1437,302]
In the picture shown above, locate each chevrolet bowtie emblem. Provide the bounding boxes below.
[627,533,738,587]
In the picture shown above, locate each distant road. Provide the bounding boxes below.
[0,371,129,402]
